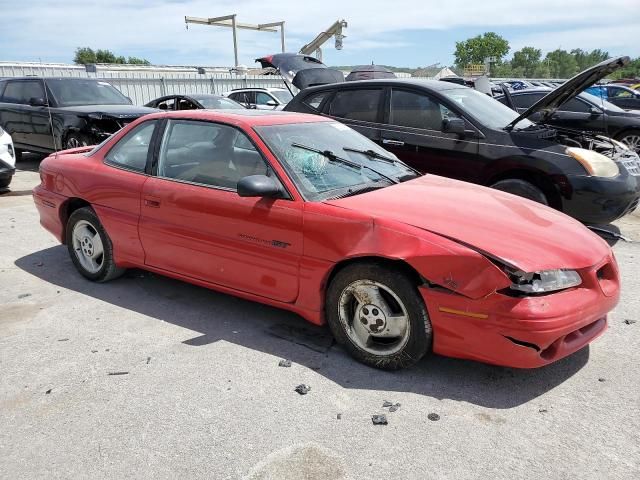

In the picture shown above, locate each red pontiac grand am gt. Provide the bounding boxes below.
[33,110,619,370]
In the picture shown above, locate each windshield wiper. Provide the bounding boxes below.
[343,147,396,164]
[291,143,399,184]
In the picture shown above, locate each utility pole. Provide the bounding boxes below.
[185,14,286,67]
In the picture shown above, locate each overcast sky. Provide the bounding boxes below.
[1,0,638,67]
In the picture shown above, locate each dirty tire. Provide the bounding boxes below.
[13,148,23,163]
[490,179,548,205]
[0,177,11,189]
[65,207,125,282]
[326,262,432,370]
[64,132,94,150]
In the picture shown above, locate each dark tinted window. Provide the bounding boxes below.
[47,79,130,106]
[229,91,255,104]
[329,89,382,122]
[302,91,330,110]
[105,121,156,172]
[511,93,545,109]
[157,120,268,190]
[2,80,45,104]
[389,89,446,130]
[559,98,591,113]
[156,98,176,110]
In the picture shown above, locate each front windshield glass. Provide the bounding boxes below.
[255,122,419,201]
[271,90,293,103]
[441,87,534,130]
[579,92,626,113]
[48,79,131,106]
[197,97,245,109]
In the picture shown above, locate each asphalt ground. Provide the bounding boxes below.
[1,156,639,479]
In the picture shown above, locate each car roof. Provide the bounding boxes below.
[142,109,329,127]
[231,87,288,92]
[302,78,466,92]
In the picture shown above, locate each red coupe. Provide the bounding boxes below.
[33,110,619,370]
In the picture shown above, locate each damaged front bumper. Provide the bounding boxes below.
[421,254,619,368]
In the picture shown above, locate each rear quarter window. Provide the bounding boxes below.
[302,91,331,111]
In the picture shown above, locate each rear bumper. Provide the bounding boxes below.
[562,172,640,224]
[33,184,67,243]
[421,255,619,368]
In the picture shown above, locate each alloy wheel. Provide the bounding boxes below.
[71,219,104,274]
[337,279,411,356]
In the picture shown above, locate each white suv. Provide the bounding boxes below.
[0,126,16,191]
[224,87,293,110]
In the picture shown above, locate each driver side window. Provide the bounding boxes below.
[389,89,458,131]
[104,121,156,172]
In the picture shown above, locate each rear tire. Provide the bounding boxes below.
[65,207,125,282]
[490,179,549,205]
[326,262,432,370]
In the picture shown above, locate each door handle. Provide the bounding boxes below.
[144,197,161,208]
[382,139,405,146]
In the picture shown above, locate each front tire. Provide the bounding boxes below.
[490,179,549,205]
[64,132,94,150]
[326,262,432,370]
[616,129,640,153]
[65,207,125,282]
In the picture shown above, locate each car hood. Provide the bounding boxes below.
[57,104,158,117]
[506,56,630,129]
[325,175,609,272]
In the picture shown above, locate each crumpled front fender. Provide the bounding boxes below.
[375,225,512,299]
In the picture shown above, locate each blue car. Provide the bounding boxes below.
[585,85,640,110]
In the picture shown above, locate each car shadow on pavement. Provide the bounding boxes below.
[16,246,589,410]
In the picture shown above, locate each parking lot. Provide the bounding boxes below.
[0,157,638,479]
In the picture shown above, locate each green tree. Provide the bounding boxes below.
[454,32,510,68]
[127,57,151,66]
[545,49,578,78]
[610,57,640,79]
[74,47,151,65]
[571,48,609,71]
[511,47,542,78]
[74,47,97,65]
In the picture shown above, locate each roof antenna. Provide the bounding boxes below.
[39,60,58,158]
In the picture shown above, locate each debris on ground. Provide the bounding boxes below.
[107,371,129,376]
[57,338,69,342]
[35,262,43,267]
[372,414,388,425]
[91,350,98,353]
[598,378,606,382]
[45,389,52,394]
[146,357,151,364]
[427,413,440,421]
[294,384,311,395]
[624,319,637,325]
[383,400,401,412]
[337,413,342,420]
[539,408,548,413]
[17,293,31,299]
[267,323,334,353]
[278,359,292,367]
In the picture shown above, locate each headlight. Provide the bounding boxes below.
[509,269,582,294]
[566,147,619,177]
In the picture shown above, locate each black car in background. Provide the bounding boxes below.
[496,88,640,152]
[284,57,640,224]
[0,77,156,159]
[145,93,245,110]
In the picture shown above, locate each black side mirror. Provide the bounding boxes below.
[237,175,283,198]
[29,97,48,107]
[266,100,278,107]
[589,106,603,116]
[442,117,466,136]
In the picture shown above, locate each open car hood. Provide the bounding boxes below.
[326,175,609,272]
[255,53,344,89]
[506,56,630,130]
